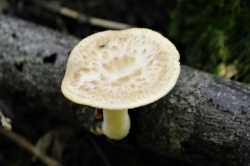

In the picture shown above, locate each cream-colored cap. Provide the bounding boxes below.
[61,28,180,110]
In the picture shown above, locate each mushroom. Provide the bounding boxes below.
[61,28,180,140]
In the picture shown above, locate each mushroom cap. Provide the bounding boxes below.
[61,28,180,110]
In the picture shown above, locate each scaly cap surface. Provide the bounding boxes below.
[61,28,180,109]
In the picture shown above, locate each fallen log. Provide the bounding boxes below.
[0,14,249,166]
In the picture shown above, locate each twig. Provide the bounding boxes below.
[0,128,61,166]
[31,0,133,30]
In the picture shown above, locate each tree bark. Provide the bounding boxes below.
[0,14,250,166]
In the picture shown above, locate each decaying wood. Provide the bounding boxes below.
[0,14,250,166]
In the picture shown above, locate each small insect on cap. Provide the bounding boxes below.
[61,28,180,110]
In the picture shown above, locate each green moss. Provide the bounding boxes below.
[168,0,250,82]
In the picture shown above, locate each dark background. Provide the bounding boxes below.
[3,0,249,83]
[0,0,249,165]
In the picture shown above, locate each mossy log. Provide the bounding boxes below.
[0,14,250,166]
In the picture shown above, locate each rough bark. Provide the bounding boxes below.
[0,14,250,166]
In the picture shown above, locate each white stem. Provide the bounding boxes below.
[102,109,130,140]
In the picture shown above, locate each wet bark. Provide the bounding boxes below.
[0,14,250,166]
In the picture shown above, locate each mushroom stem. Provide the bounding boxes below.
[102,109,130,140]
